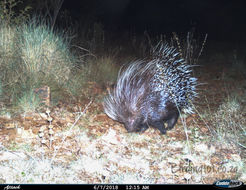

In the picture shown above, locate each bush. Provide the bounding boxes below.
[0,17,78,106]
[87,56,119,87]
[19,19,75,85]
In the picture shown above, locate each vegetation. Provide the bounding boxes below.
[0,0,245,184]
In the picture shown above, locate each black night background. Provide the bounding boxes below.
[64,0,246,41]
[0,0,245,185]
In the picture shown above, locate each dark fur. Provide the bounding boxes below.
[104,44,197,134]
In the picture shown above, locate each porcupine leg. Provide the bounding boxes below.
[166,111,179,130]
[151,111,179,134]
[135,123,149,133]
[138,124,149,133]
[151,121,167,134]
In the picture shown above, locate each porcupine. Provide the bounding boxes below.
[103,43,198,134]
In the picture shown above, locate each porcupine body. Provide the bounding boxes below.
[103,43,198,134]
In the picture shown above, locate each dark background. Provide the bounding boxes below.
[63,0,246,42]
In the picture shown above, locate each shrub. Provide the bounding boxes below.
[0,17,78,105]
[19,19,75,85]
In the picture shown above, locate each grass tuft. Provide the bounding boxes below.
[0,17,79,105]
[19,19,75,85]
[17,90,41,114]
[212,97,246,149]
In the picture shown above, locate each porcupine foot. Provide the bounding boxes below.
[134,123,149,133]
[150,111,179,134]
[166,111,179,131]
[138,124,149,133]
[151,121,167,134]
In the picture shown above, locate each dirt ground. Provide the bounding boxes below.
[0,62,245,184]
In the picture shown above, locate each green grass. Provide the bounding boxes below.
[17,90,41,114]
[0,17,79,107]
[19,19,75,85]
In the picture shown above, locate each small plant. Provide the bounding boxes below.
[0,0,31,26]
[64,68,89,100]
[90,22,105,52]
[212,97,246,149]
[87,56,119,87]
[17,90,41,114]
[171,29,207,65]
[38,109,54,148]
[0,24,20,93]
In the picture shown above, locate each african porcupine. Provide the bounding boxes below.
[103,43,197,134]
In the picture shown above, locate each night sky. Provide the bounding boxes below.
[63,0,246,42]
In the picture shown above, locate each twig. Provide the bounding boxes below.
[50,100,93,164]
[72,45,97,58]
[196,33,208,62]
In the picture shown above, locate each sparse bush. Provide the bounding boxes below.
[62,55,119,101]
[170,30,207,65]
[87,56,119,87]
[64,67,90,100]
[0,0,31,26]
[0,24,17,56]
[0,24,21,100]
[212,97,246,149]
